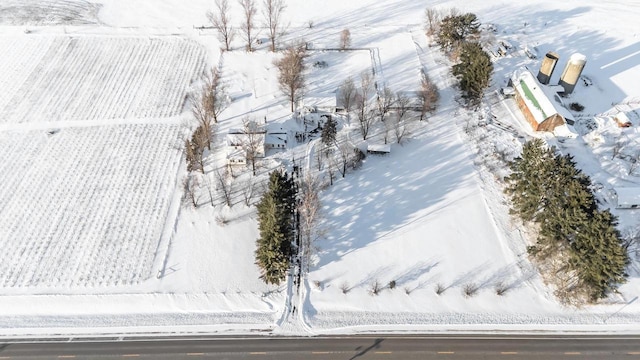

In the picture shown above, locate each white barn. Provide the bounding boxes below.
[510,68,578,137]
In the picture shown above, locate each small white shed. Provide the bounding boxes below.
[614,187,640,209]
[367,143,391,155]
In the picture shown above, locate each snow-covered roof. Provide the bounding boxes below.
[265,132,287,146]
[512,68,575,125]
[303,94,336,109]
[228,128,266,135]
[552,123,579,138]
[615,187,640,208]
[367,143,391,153]
[226,147,245,159]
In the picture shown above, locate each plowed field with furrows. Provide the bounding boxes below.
[0,0,100,26]
[0,35,206,124]
[0,124,182,288]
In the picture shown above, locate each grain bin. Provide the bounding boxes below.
[558,53,587,94]
[536,51,559,85]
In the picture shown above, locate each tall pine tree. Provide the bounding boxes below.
[255,170,296,285]
[505,139,554,222]
[452,41,493,106]
[321,116,337,148]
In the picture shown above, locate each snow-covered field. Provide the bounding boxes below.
[1,0,640,337]
[0,124,183,290]
[0,35,205,126]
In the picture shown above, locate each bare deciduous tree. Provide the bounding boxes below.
[315,143,324,171]
[418,71,439,121]
[340,28,351,50]
[338,76,356,113]
[202,175,216,207]
[298,174,324,273]
[207,0,235,51]
[183,173,200,208]
[215,166,234,207]
[612,137,626,160]
[327,153,337,185]
[263,0,287,51]
[185,138,198,172]
[242,174,256,206]
[393,92,413,143]
[191,69,225,152]
[239,0,258,51]
[355,71,375,140]
[424,8,441,36]
[335,133,353,178]
[448,7,461,17]
[241,117,264,175]
[192,125,209,173]
[203,68,228,124]
[622,225,640,259]
[383,115,393,144]
[275,43,306,112]
[389,113,411,144]
[184,124,207,174]
[376,85,395,123]
[395,91,412,122]
[190,97,212,149]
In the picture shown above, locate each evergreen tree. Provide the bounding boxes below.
[570,209,627,300]
[505,139,628,301]
[452,41,493,106]
[537,154,595,248]
[436,13,480,51]
[255,170,296,285]
[505,139,554,222]
[321,116,337,148]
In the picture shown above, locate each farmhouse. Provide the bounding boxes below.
[510,68,577,137]
[226,127,288,165]
[614,187,640,209]
[226,128,266,165]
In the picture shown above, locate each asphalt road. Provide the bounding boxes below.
[1,335,640,359]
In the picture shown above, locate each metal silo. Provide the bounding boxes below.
[536,51,559,85]
[558,53,587,94]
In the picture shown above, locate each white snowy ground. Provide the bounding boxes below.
[1,0,640,337]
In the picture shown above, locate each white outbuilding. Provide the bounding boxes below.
[614,187,640,209]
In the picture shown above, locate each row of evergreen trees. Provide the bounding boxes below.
[505,139,627,301]
[255,170,297,285]
[435,12,493,106]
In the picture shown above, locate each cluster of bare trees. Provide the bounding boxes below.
[185,67,228,174]
[192,68,228,128]
[337,70,429,144]
[382,91,413,144]
[207,0,288,52]
[275,42,307,112]
[182,67,231,208]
